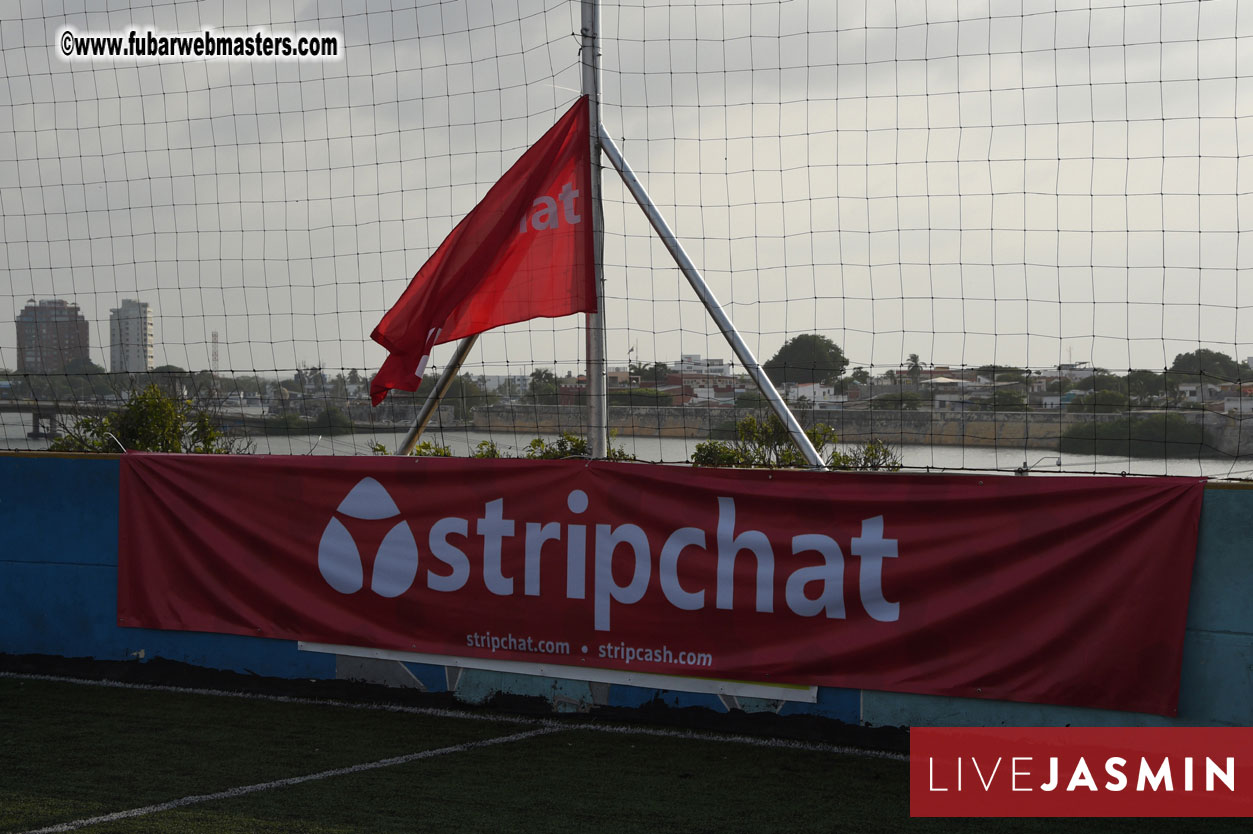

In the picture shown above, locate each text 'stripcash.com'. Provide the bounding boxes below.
[59,29,341,61]
[911,727,1253,818]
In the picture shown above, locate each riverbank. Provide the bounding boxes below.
[469,404,1253,457]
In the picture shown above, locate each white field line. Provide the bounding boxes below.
[581,723,909,761]
[0,670,908,761]
[0,670,533,725]
[18,727,560,834]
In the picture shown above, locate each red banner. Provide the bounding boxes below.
[911,727,1253,817]
[117,455,1204,715]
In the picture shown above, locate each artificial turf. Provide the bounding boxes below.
[1,676,1247,834]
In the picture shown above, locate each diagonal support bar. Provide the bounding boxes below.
[396,334,478,456]
[598,127,825,468]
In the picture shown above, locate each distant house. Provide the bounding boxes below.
[781,382,847,408]
[1224,396,1253,416]
[1029,374,1063,394]
[932,392,967,411]
[688,383,736,405]
[1178,382,1222,404]
[1057,363,1096,382]
[672,354,731,377]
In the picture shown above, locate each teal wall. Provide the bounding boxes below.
[2,454,1248,727]
[0,456,335,679]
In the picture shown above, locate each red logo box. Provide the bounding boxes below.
[911,727,1253,817]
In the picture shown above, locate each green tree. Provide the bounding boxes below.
[976,365,1023,382]
[310,406,352,433]
[734,390,769,408]
[65,357,105,376]
[150,365,189,398]
[906,354,923,387]
[528,368,559,403]
[444,374,496,420]
[226,374,267,395]
[1046,377,1073,394]
[63,357,114,399]
[49,384,247,453]
[1075,372,1125,393]
[1170,349,1241,381]
[607,388,673,407]
[329,373,348,399]
[763,334,848,386]
[629,362,671,387]
[869,392,922,410]
[1125,370,1166,402]
[1067,390,1129,414]
[985,389,1026,411]
[850,367,870,385]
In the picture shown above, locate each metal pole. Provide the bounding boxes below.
[598,128,825,468]
[581,0,607,459]
[396,334,478,455]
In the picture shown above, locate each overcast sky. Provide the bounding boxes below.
[2,0,1251,379]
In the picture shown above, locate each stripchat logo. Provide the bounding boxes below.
[318,477,419,597]
[314,479,901,633]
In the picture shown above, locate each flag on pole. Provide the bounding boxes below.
[370,97,595,405]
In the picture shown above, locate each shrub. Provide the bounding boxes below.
[49,384,248,454]
[524,431,633,461]
[691,414,901,471]
[472,440,504,458]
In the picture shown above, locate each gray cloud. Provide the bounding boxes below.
[1,0,1250,379]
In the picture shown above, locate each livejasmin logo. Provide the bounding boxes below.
[910,728,1253,818]
[928,755,1236,794]
[317,477,900,630]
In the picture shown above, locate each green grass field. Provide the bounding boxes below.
[0,675,1246,833]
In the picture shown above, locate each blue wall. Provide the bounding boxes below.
[2,454,1248,727]
[0,456,335,680]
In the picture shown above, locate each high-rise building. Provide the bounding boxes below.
[109,299,154,373]
[15,298,90,373]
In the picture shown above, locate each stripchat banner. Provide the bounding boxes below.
[118,455,1203,715]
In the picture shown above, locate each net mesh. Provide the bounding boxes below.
[2,0,1250,476]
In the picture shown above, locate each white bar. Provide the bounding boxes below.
[581,0,607,458]
[299,641,819,704]
[397,334,478,456]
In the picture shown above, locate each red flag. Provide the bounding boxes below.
[370,97,595,405]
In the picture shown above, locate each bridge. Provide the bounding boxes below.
[0,400,117,438]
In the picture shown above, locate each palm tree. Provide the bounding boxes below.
[907,353,923,387]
